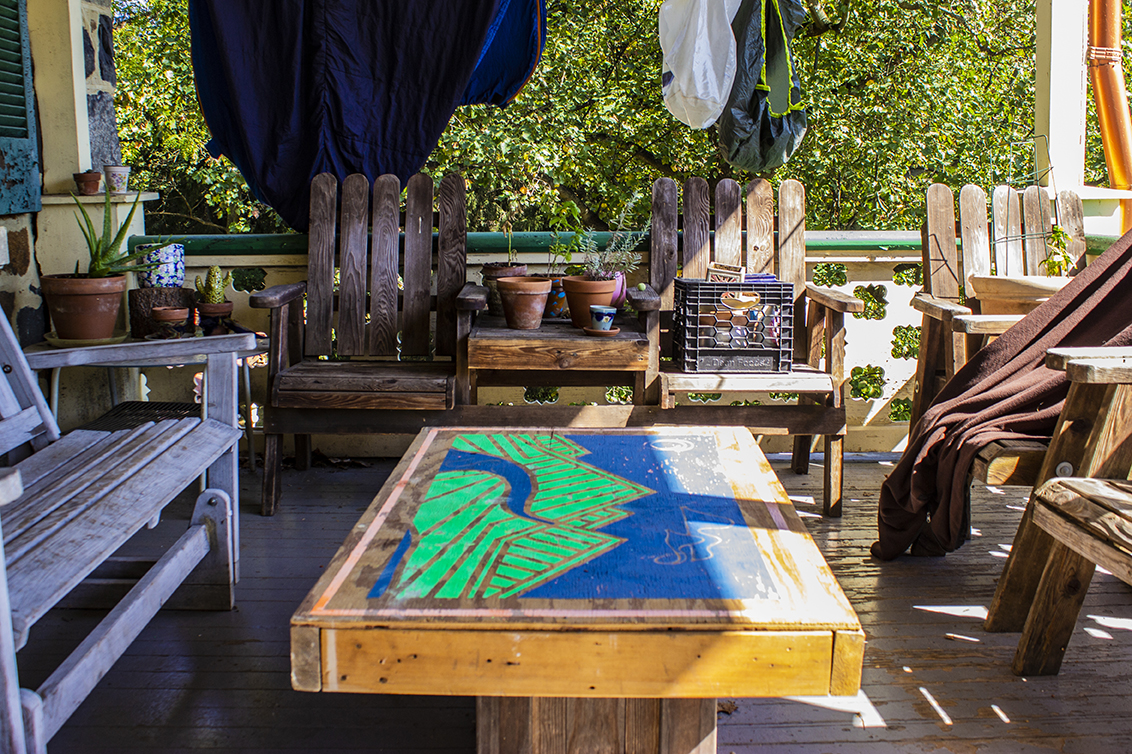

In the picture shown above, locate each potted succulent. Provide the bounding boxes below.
[195,265,234,335]
[562,200,650,329]
[40,192,153,341]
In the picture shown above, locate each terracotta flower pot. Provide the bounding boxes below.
[562,276,618,329]
[496,276,552,330]
[73,171,102,196]
[481,262,528,316]
[40,274,127,341]
[151,306,190,324]
[197,300,234,336]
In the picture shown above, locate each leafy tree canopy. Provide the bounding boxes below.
[113,0,1115,236]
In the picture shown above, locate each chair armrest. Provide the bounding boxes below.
[951,314,1023,334]
[1063,356,1132,384]
[25,333,257,370]
[1046,345,1132,371]
[911,292,972,319]
[249,282,307,309]
[804,283,864,313]
[457,283,489,311]
[626,284,661,312]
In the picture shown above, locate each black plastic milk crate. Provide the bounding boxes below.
[672,278,794,372]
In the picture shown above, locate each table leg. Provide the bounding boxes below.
[477,697,716,754]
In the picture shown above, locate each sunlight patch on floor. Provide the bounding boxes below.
[785,691,886,729]
[912,604,988,620]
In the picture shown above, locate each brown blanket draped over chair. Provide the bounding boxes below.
[873,231,1132,559]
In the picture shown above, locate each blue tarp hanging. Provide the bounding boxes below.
[189,0,544,231]
[461,0,546,106]
[716,0,808,174]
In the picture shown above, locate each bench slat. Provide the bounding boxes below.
[1035,478,1132,569]
[0,407,53,459]
[5,420,201,561]
[661,364,835,394]
[5,419,240,648]
[275,362,453,393]
[10,430,110,490]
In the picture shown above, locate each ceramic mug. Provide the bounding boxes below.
[590,305,616,331]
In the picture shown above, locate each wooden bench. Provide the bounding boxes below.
[0,320,254,754]
[984,347,1132,675]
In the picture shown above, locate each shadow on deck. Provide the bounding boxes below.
[14,455,1132,753]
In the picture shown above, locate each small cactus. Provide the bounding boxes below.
[195,265,232,304]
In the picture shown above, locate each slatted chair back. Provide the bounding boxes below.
[303,172,467,361]
[0,315,59,458]
[924,183,1086,313]
[649,176,807,361]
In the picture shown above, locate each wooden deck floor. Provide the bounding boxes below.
[15,452,1132,753]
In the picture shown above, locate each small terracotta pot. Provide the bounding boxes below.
[481,262,528,316]
[562,276,618,329]
[40,274,127,340]
[151,306,190,324]
[496,276,552,330]
[197,300,233,335]
[73,171,102,196]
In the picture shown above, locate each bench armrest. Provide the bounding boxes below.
[1063,356,1132,385]
[626,284,660,312]
[804,283,864,313]
[249,281,307,309]
[457,283,489,311]
[911,292,972,319]
[25,333,258,370]
[951,314,1023,334]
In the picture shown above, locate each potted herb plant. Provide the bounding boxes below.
[481,221,527,316]
[562,200,650,329]
[40,192,152,341]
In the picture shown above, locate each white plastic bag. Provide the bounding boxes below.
[659,0,743,129]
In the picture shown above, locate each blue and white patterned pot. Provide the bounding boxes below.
[136,243,185,288]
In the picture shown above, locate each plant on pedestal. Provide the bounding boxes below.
[195,265,234,335]
[562,198,650,329]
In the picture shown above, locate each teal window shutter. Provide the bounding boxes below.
[0,0,40,215]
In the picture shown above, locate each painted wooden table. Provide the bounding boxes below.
[291,426,863,754]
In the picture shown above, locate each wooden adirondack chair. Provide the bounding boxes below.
[983,346,1132,675]
[910,184,1085,534]
[644,177,864,516]
[250,172,486,516]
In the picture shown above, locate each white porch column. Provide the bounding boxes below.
[1035,0,1088,193]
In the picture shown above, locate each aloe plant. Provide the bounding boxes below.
[72,191,155,277]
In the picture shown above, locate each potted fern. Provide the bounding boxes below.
[561,200,650,329]
[40,192,153,341]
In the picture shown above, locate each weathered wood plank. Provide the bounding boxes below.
[924,183,959,300]
[650,178,679,310]
[436,173,467,358]
[336,174,370,356]
[274,391,452,411]
[369,174,402,357]
[714,179,742,268]
[745,178,774,274]
[992,185,1023,277]
[1022,185,1051,276]
[402,174,434,358]
[305,173,338,356]
[682,178,710,280]
[958,184,989,289]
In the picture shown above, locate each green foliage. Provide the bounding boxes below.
[769,392,799,402]
[523,386,560,404]
[115,0,289,234]
[892,263,923,287]
[605,385,633,404]
[73,192,154,277]
[889,397,912,422]
[232,267,268,293]
[812,263,847,287]
[687,393,721,402]
[115,0,1054,235]
[891,324,921,359]
[579,196,650,280]
[547,202,584,276]
[1043,225,1074,275]
[195,265,232,303]
[853,283,888,320]
[729,398,762,406]
[849,365,886,400]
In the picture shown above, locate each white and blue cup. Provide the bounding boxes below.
[590,305,616,331]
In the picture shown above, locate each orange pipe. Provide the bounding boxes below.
[1089,0,1132,231]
